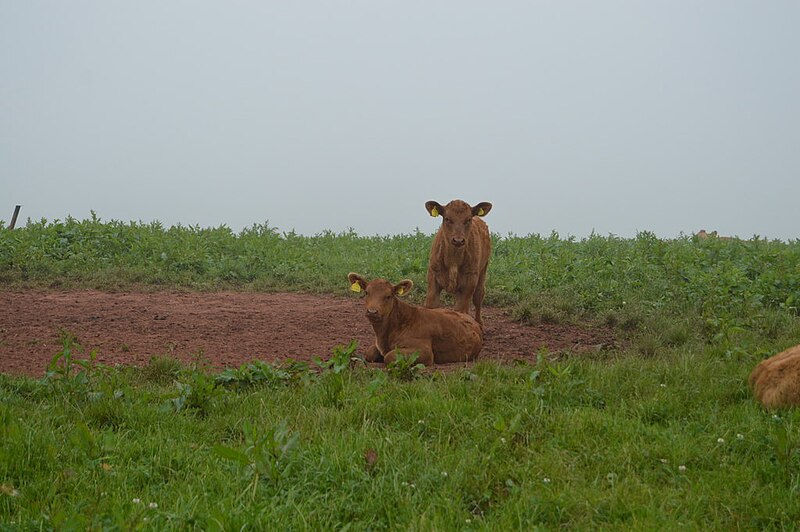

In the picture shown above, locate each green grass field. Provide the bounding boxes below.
[2,215,800,529]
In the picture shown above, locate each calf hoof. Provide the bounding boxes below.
[365,353,384,363]
[364,345,384,363]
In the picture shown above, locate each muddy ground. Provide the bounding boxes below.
[0,290,618,376]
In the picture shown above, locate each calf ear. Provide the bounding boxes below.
[425,201,444,218]
[393,280,414,297]
[348,272,367,293]
[472,202,492,217]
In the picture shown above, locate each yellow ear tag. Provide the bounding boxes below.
[431,207,439,217]
[478,208,485,216]
[397,287,404,296]
[350,282,361,293]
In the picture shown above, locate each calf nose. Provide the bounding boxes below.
[366,308,379,316]
[451,237,466,246]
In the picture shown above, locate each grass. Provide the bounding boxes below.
[3,348,800,529]
[1,215,800,528]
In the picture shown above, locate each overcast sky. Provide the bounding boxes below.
[2,1,798,240]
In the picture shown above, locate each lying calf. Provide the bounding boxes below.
[348,273,482,366]
[749,344,800,408]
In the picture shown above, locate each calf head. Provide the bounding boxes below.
[348,273,413,323]
[426,199,492,247]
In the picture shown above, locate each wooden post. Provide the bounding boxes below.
[8,205,21,230]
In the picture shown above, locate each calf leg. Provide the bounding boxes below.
[425,269,443,308]
[472,268,487,325]
[365,343,383,363]
[453,290,472,315]
[454,273,478,316]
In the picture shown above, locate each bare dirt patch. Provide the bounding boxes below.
[0,290,618,377]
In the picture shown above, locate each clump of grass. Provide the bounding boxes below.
[215,360,292,389]
[386,353,425,381]
[661,321,693,347]
[512,292,578,325]
[618,312,643,332]
[38,329,103,399]
[139,355,183,384]
[634,333,662,358]
[314,340,359,408]
[170,364,222,416]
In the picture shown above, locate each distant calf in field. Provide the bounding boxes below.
[348,273,482,366]
[696,229,734,241]
[424,199,492,324]
[749,344,800,408]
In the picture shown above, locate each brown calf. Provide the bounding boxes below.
[696,229,734,241]
[749,344,800,408]
[424,199,492,324]
[348,273,482,366]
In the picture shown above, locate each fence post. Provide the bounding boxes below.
[8,205,21,230]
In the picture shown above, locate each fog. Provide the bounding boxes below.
[2,1,798,239]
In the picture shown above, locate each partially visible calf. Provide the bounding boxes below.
[696,229,734,241]
[749,344,800,408]
[348,273,482,366]
[424,199,492,324]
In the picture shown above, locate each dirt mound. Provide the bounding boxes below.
[0,290,618,376]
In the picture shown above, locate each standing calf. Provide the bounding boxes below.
[424,199,492,324]
[749,344,800,408]
[348,273,482,366]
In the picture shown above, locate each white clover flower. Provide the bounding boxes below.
[149,502,158,509]
[418,419,425,424]
[659,458,668,464]
[132,498,141,504]
[500,437,507,444]
[678,465,687,472]
[441,471,448,477]
[543,477,551,484]
[465,518,472,524]
[660,383,667,388]
[717,437,725,444]
[737,433,744,440]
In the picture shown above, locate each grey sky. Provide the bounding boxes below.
[2,1,798,240]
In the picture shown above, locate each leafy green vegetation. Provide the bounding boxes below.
[1,215,800,528]
[4,348,800,529]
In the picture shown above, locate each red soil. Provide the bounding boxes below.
[0,290,618,377]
